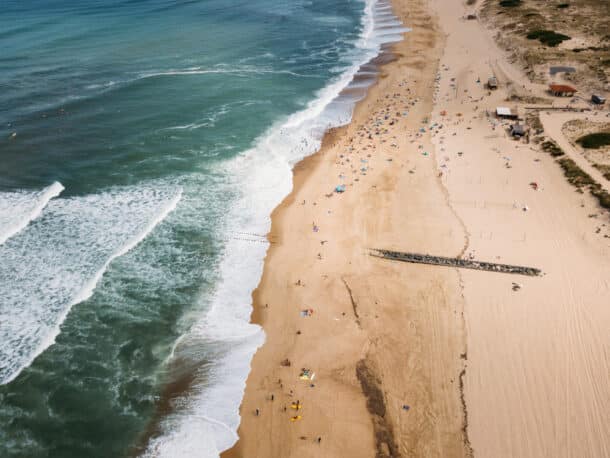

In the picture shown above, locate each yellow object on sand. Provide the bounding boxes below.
[290,415,302,422]
[291,403,302,410]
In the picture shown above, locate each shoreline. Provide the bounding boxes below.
[138,2,411,454]
[222,0,471,455]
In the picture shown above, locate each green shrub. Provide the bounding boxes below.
[591,185,610,209]
[576,132,610,149]
[526,29,571,47]
[499,0,521,7]
[593,164,610,181]
[557,3,570,8]
[557,158,595,187]
[542,140,564,156]
[555,158,610,209]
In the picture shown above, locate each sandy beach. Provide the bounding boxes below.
[223,0,610,456]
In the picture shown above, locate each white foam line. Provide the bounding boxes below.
[144,1,409,455]
[0,189,183,386]
[0,181,64,246]
[139,68,317,80]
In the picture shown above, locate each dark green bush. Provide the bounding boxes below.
[558,158,595,187]
[499,0,521,7]
[526,29,571,47]
[593,164,610,181]
[542,140,564,157]
[549,147,609,210]
[557,3,570,8]
[591,186,610,209]
[576,133,610,149]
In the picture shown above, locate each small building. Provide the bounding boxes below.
[496,107,518,119]
[549,84,577,97]
[510,124,526,137]
[487,77,498,90]
[591,94,606,105]
[549,66,576,76]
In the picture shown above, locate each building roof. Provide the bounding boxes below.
[549,66,575,76]
[549,84,577,93]
[511,124,525,134]
[496,107,512,116]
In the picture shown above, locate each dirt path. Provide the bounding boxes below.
[539,111,610,191]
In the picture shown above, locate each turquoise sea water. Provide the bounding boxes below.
[0,0,405,456]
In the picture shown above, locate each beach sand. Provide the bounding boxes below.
[222,0,610,456]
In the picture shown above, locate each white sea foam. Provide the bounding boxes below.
[143,1,407,457]
[0,185,182,385]
[164,101,249,131]
[0,182,64,245]
[138,67,316,80]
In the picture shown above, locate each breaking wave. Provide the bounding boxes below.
[0,185,182,385]
[0,182,64,245]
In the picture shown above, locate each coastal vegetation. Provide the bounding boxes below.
[526,29,571,47]
[593,164,610,181]
[542,140,565,156]
[481,0,609,88]
[590,185,610,209]
[557,157,595,187]
[557,157,610,209]
[576,132,610,149]
[499,0,521,7]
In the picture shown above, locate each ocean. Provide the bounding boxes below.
[0,0,405,456]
